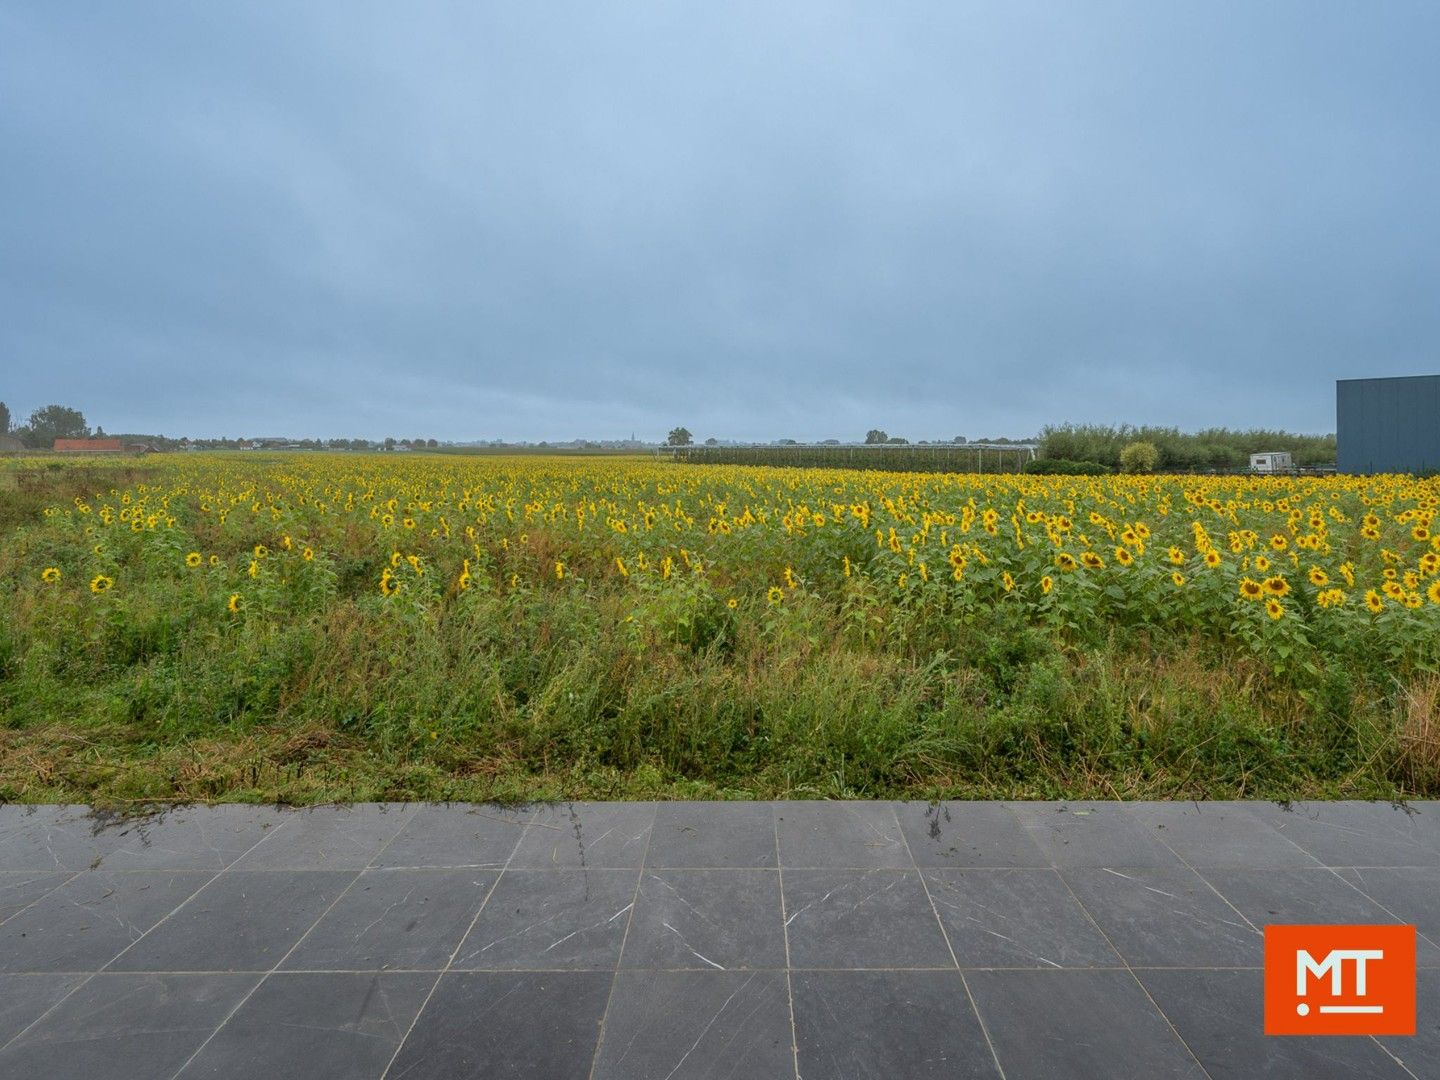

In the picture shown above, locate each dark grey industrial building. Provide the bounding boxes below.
[1336,375,1440,474]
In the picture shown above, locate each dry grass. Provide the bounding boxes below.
[1395,674,1440,792]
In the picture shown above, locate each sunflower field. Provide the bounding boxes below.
[2,453,1439,805]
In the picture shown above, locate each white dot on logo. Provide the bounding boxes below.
[1297,1003,1310,1016]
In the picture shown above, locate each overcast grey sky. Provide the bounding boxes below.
[2,3,1437,442]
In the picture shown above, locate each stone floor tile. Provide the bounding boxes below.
[1338,867,1440,956]
[591,970,793,1079]
[622,868,784,970]
[1255,802,1440,867]
[1009,801,1186,867]
[508,802,656,868]
[1138,968,1408,1078]
[792,969,1000,1079]
[0,870,76,921]
[231,804,415,870]
[370,804,529,869]
[282,868,496,971]
[967,969,1205,1079]
[646,802,777,867]
[108,870,355,972]
[1379,968,1440,1079]
[896,801,1049,868]
[782,868,951,969]
[0,973,258,1080]
[776,802,909,868]
[0,806,121,871]
[82,806,279,871]
[925,868,1122,968]
[1201,866,1440,964]
[0,871,214,972]
[1121,801,1322,868]
[179,972,434,1079]
[386,971,611,1079]
[1061,865,1261,967]
[0,973,87,1045]
[452,868,636,969]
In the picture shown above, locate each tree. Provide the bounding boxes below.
[704,437,718,446]
[23,405,89,448]
[667,427,693,446]
[427,438,438,448]
[865,429,889,444]
[0,400,9,434]
[383,437,396,451]
[1120,440,1160,474]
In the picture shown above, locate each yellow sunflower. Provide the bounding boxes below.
[1265,598,1284,620]
[89,574,114,594]
[1239,578,1264,600]
[41,567,61,583]
[1263,576,1290,597]
[185,552,202,568]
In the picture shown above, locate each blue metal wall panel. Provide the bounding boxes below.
[1337,376,1440,474]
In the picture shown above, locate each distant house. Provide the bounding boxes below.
[53,438,125,453]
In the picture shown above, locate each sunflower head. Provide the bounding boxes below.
[227,593,242,613]
[1265,598,1284,620]
[1040,575,1053,594]
[1263,576,1291,597]
[41,567,61,583]
[89,574,114,594]
[1239,578,1263,599]
[185,552,202,568]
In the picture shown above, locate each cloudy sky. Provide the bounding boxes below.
[2,3,1437,442]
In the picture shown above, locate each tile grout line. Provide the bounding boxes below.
[377,804,536,1080]
[1050,864,1216,1080]
[586,801,658,1080]
[899,801,1006,1080]
[165,819,407,1080]
[1319,865,1430,1080]
[0,869,82,928]
[1148,811,1428,1080]
[772,803,801,1080]
[0,809,295,1056]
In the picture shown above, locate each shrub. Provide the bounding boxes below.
[1119,441,1160,474]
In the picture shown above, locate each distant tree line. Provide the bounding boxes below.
[1036,424,1336,472]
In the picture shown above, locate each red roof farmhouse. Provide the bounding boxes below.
[52,438,125,453]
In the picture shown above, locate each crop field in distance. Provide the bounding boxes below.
[1,452,1438,807]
